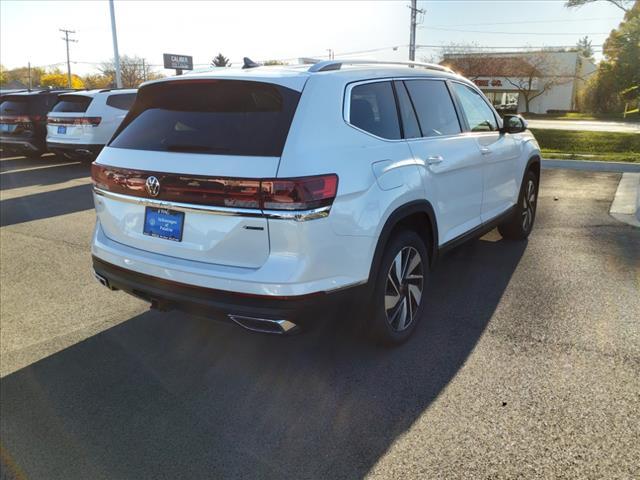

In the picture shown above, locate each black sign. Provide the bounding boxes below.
[163,54,193,70]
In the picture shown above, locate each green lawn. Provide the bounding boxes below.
[524,112,639,123]
[530,128,640,163]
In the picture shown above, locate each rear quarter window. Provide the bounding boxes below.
[106,93,136,110]
[349,82,401,140]
[0,99,29,115]
[110,80,300,157]
[52,95,92,113]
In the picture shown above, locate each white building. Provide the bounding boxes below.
[442,51,597,114]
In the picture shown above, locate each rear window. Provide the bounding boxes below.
[110,80,301,157]
[1,98,31,115]
[106,93,136,110]
[52,95,92,113]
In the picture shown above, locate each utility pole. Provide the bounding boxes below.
[326,49,334,60]
[60,28,77,88]
[109,0,123,88]
[408,0,425,62]
[142,58,146,82]
[28,62,32,90]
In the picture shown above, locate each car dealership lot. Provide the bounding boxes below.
[1,154,639,479]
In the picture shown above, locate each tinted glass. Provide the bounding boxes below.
[393,81,421,139]
[404,80,461,137]
[52,95,92,113]
[451,83,497,132]
[0,99,29,115]
[110,80,300,157]
[350,82,401,140]
[106,93,136,110]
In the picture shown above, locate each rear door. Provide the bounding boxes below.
[449,82,520,222]
[400,79,485,245]
[93,79,302,268]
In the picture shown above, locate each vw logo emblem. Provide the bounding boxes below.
[145,176,161,197]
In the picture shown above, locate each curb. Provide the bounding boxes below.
[542,159,640,173]
[609,172,640,228]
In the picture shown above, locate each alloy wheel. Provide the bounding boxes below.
[384,246,424,332]
[521,179,536,232]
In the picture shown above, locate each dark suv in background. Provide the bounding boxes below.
[0,89,71,157]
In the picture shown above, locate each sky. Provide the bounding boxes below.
[0,0,627,76]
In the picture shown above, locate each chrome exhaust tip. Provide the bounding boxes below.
[93,271,116,290]
[228,314,298,335]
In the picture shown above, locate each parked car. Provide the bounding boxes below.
[0,89,71,157]
[91,60,541,345]
[46,89,137,160]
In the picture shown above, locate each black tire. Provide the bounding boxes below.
[368,229,429,345]
[498,170,538,240]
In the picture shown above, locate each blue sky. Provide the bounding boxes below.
[0,0,626,75]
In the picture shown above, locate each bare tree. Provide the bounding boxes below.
[565,0,632,12]
[99,55,162,88]
[503,51,571,113]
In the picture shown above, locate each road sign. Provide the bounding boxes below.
[163,54,193,71]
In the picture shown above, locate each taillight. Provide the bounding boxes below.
[0,115,32,124]
[92,165,338,213]
[48,116,101,126]
[261,175,338,210]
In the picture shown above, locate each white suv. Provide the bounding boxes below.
[91,60,541,344]
[47,89,137,160]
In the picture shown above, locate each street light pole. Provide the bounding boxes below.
[109,0,123,88]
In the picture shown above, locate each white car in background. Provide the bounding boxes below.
[46,89,137,160]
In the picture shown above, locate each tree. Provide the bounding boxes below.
[41,71,85,89]
[211,53,230,67]
[503,51,571,113]
[99,55,162,88]
[1,65,46,88]
[0,65,6,85]
[82,73,113,89]
[263,60,287,66]
[565,0,633,12]
[575,36,594,59]
[576,1,639,112]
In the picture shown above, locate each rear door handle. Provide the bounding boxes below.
[480,147,492,155]
[426,155,444,166]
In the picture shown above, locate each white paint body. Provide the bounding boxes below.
[91,66,540,297]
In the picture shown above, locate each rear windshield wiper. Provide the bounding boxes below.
[164,144,230,153]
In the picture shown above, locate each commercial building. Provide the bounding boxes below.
[442,51,597,114]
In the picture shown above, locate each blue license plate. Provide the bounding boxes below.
[143,207,185,242]
[57,125,67,134]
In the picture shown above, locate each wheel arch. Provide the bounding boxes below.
[368,200,439,285]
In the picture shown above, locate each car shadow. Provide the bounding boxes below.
[0,236,527,480]
[0,160,90,191]
[0,183,94,227]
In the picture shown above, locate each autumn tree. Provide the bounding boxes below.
[41,71,85,89]
[0,65,46,88]
[211,53,230,67]
[575,36,594,59]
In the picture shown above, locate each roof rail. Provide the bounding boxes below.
[308,59,454,74]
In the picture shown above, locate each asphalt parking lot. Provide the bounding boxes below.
[1,154,639,479]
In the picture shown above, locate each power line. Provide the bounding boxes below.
[59,28,78,88]
[424,17,619,27]
[424,26,610,35]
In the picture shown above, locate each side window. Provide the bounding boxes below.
[451,83,498,132]
[393,81,421,139]
[106,93,136,111]
[349,82,401,140]
[404,80,461,137]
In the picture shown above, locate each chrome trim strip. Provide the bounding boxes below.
[228,315,298,334]
[93,187,331,221]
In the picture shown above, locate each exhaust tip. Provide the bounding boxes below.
[228,314,298,335]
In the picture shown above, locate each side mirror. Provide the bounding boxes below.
[502,114,527,134]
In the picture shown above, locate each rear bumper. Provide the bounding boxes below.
[92,255,364,329]
[0,137,43,154]
[47,142,103,159]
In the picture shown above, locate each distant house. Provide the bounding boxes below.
[442,51,597,114]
